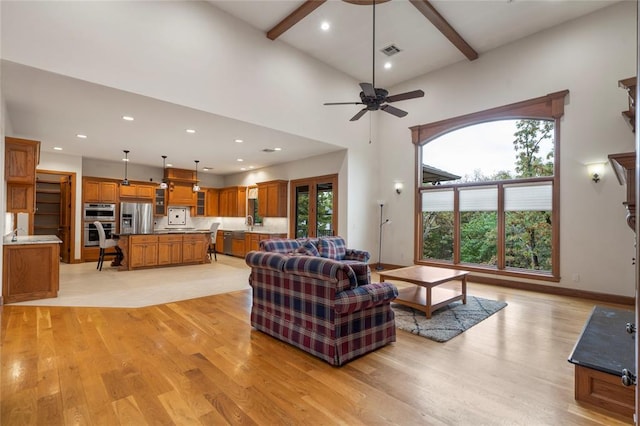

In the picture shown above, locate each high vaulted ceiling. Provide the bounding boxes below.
[1,1,618,175]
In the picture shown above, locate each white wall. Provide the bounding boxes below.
[378,1,637,296]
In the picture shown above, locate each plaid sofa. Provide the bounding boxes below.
[246,237,398,366]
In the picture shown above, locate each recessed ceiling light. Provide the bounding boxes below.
[321,21,330,31]
[122,115,134,121]
[384,62,392,70]
[76,134,87,139]
[202,167,210,171]
[234,139,243,143]
[249,166,254,169]
[274,147,282,151]
[167,163,173,167]
[53,147,63,151]
[241,167,247,171]
[186,129,196,134]
[237,158,244,162]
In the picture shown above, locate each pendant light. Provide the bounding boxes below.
[122,150,130,186]
[193,160,200,192]
[159,155,168,189]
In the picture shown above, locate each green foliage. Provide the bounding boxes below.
[422,211,453,260]
[513,120,554,177]
[460,212,497,264]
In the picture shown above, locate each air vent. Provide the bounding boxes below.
[262,148,276,153]
[381,44,401,57]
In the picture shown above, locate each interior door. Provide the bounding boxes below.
[58,175,71,263]
[290,174,337,238]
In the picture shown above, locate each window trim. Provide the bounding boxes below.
[411,90,569,281]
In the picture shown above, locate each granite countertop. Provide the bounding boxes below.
[3,235,63,245]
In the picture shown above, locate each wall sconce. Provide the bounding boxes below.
[586,162,605,183]
[394,182,403,194]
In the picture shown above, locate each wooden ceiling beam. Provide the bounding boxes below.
[267,0,327,41]
[409,0,478,61]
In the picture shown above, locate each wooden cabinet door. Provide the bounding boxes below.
[216,231,224,252]
[119,184,137,198]
[207,188,219,216]
[158,235,182,265]
[168,182,196,206]
[84,181,101,202]
[129,243,146,268]
[182,241,196,263]
[136,185,155,199]
[155,188,167,216]
[100,182,118,203]
[194,191,206,216]
[237,187,247,217]
[7,184,34,212]
[232,238,245,257]
[5,137,39,184]
[257,180,287,217]
[143,244,158,266]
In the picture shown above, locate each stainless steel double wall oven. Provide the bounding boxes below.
[84,203,116,247]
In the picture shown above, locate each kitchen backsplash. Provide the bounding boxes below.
[153,207,288,234]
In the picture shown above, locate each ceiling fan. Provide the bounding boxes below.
[324,0,425,121]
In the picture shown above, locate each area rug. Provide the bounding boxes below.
[392,296,507,342]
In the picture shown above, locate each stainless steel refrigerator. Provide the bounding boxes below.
[120,202,154,234]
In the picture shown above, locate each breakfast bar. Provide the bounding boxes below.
[116,230,211,271]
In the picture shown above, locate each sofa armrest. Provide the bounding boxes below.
[283,255,358,291]
[334,282,398,314]
[345,249,370,263]
[245,251,287,272]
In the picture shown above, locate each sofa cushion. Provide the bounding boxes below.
[342,261,371,286]
[294,240,320,257]
[260,238,301,254]
[318,238,346,260]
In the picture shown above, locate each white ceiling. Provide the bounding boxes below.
[1,0,618,175]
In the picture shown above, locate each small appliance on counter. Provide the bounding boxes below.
[120,202,154,234]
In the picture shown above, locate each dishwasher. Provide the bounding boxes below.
[223,231,233,255]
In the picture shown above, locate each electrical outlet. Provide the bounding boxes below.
[572,273,580,283]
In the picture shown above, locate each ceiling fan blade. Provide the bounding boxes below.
[360,82,376,98]
[350,108,369,121]
[385,89,425,103]
[324,102,363,106]
[381,104,408,118]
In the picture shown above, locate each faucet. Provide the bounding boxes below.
[7,227,22,242]
[247,215,254,231]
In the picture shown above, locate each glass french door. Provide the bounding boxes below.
[290,174,338,238]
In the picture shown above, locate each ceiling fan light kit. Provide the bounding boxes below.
[324,0,424,121]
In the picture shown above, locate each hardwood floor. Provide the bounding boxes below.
[1,265,634,425]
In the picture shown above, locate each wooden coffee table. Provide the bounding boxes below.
[378,265,469,318]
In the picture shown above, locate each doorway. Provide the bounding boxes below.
[289,174,338,238]
[35,170,76,263]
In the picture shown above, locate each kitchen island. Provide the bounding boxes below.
[116,230,211,271]
[3,235,62,303]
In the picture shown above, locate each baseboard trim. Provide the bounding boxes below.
[374,263,634,306]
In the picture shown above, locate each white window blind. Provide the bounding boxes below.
[422,189,453,212]
[459,186,497,211]
[505,182,552,211]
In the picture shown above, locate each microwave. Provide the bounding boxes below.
[84,203,116,221]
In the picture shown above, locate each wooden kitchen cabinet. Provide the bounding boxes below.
[168,182,196,206]
[182,234,208,263]
[193,190,206,216]
[119,183,155,200]
[206,188,219,216]
[157,234,183,265]
[155,188,167,216]
[231,238,245,258]
[257,180,288,217]
[3,240,60,303]
[83,179,118,203]
[216,230,224,251]
[5,137,40,184]
[7,184,34,213]
[245,233,260,252]
[219,186,247,217]
[129,235,159,268]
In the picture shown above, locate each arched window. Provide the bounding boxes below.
[411,90,568,281]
